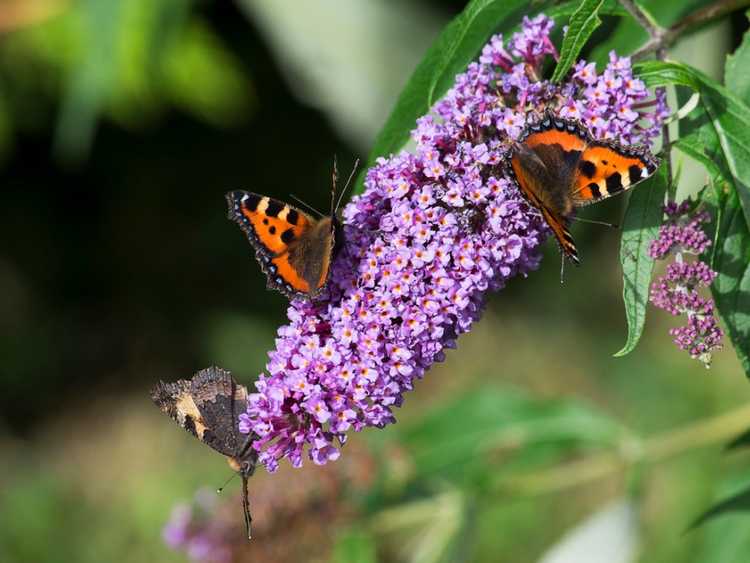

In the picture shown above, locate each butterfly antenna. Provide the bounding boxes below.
[216,472,236,494]
[289,194,325,218]
[334,158,361,213]
[330,154,339,215]
[241,475,253,541]
[570,216,619,229]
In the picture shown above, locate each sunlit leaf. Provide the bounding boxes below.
[551,0,605,83]
[615,165,667,357]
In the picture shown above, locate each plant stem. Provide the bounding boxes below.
[629,0,750,60]
[618,0,665,39]
[656,46,674,200]
[493,402,750,495]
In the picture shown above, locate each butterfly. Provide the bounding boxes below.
[225,159,358,300]
[151,366,257,540]
[508,112,660,265]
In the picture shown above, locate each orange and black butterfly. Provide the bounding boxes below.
[226,159,358,300]
[508,112,660,264]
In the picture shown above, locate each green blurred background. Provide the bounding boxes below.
[2,1,750,562]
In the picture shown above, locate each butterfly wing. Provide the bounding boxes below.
[150,366,251,460]
[510,116,590,264]
[151,366,258,541]
[570,142,660,207]
[226,191,326,298]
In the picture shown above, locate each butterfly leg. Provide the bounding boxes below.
[560,253,565,285]
[241,475,252,540]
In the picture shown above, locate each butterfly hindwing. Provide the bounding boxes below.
[226,191,336,299]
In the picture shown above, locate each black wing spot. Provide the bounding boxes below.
[242,194,261,212]
[628,164,643,185]
[183,415,198,437]
[262,218,269,225]
[286,209,299,226]
[587,182,601,198]
[269,226,276,235]
[602,159,609,165]
[562,149,582,168]
[606,172,624,194]
[281,228,296,244]
[579,160,597,179]
[265,200,284,217]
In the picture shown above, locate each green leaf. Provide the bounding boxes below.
[725,10,750,104]
[692,478,750,563]
[703,183,750,376]
[689,482,750,530]
[635,60,750,228]
[396,385,625,483]
[725,427,750,451]
[551,0,605,83]
[614,165,667,356]
[54,0,124,162]
[360,0,528,180]
[331,527,377,563]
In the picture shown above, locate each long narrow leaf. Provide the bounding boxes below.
[704,185,750,376]
[551,0,605,82]
[615,166,667,356]
[689,483,750,530]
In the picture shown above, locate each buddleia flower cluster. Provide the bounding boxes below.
[649,201,723,367]
[239,14,668,472]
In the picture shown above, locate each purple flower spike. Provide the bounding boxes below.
[239,14,667,471]
[649,203,723,367]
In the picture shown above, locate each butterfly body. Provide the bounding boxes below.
[508,113,659,264]
[226,191,337,299]
[151,366,257,539]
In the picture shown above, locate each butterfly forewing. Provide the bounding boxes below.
[570,143,659,206]
[226,190,336,299]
